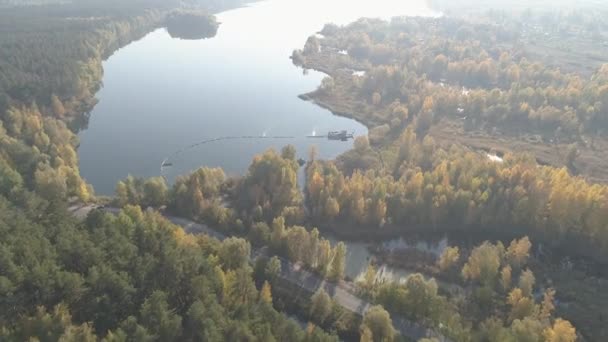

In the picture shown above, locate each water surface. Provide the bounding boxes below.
[79,0,437,194]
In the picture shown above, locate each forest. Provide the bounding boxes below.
[0,193,338,341]
[305,130,608,264]
[109,146,581,342]
[293,13,608,183]
[0,0,343,341]
[0,0,244,205]
[359,237,577,342]
[165,10,219,40]
[1,0,606,341]
[289,8,608,341]
[289,13,608,259]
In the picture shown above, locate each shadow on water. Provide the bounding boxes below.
[324,233,449,283]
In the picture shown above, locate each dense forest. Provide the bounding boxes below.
[0,0,343,341]
[289,10,608,341]
[359,237,577,342]
[1,0,606,340]
[0,1,345,340]
[290,15,608,262]
[114,148,350,283]
[0,194,338,341]
[0,0,243,204]
[295,16,608,137]
[305,130,608,263]
[110,146,580,342]
[293,14,608,183]
[165,10,219,40]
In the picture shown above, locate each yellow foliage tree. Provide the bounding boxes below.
[543,319,577,342]
[437,246,460,272]
[260,281,272,304]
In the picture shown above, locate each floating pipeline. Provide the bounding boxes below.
[160,133,356,178]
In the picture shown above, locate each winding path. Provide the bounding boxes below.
[69,204,449,341]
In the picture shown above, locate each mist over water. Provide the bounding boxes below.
[78,0,437,194]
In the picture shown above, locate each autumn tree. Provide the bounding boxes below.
[539,288,556,321]
[402,274,439,321]
[506,237,532,270]
[219,237,251,270]
[170,167,225,219]
[0,157,23,194]
[303,35,320,55]
[329,242,346,281]
[415,96,435,136]
[139,291,182,341]
[238,149,302,221]
[354,135,371,153]
[518,269,536,297]
[143,177,168,208]
[224,266,258,309]
[462,242,503,286]
[7,304,95,342]
[437,246,460,272]
[270,216,286,252]
[265,256,282,281]
[510,317,543,342]
[50,94,66,117]
[260,281,273,304]
[286,225,310,263]
[358,264,378,296]
[34,164,67,200]
[372,92,382,106]
[317,239,333,276]
[507,288,538,321]
[310,289,333,324]
[543,319,577,342]
[360,306,395,342]
[360,326,374,342]
[500,265,513,292]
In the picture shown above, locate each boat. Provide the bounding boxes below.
[327,130,354,141]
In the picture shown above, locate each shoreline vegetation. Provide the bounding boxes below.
[0,0,242,203]
[293,15,608,184]
[108,148,578,342]
[165,10,220,40]
[290,13,608,341]
[0,0,606,341]
[291,16,608,262]
[0,7,167,202]
[0,2,344,342]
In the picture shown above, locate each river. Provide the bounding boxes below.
[78,0,437,195]
[77,0,439,283]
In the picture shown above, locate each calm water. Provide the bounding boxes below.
[78,0,437,194]
[326,234,448,283]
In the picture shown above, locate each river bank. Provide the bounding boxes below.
[293,35,608,341]
[69,2,251,132]
[293,19,608,184]
[77,0,370,194]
